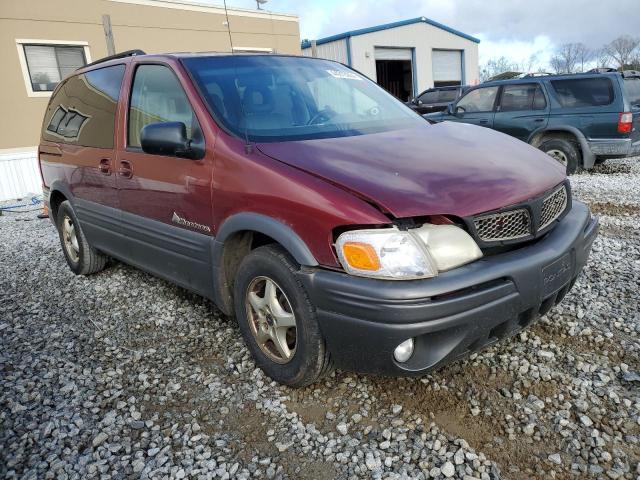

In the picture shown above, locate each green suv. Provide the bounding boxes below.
[425,71,640,174]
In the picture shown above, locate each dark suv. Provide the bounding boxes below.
[39,51,598,387]
[406,85,469,114]
[425,71,640,174]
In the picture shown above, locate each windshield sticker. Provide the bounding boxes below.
[326,69,362,80]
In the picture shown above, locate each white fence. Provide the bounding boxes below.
[0,149,41,201]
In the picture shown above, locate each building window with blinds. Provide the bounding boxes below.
[22,44,86,92]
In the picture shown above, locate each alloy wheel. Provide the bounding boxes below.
[62,215,80,263]
[245,276,297,364]
[546,149,568,167]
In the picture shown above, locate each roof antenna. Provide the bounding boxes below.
[222,0,234,53]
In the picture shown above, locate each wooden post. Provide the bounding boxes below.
[102,14,116,56]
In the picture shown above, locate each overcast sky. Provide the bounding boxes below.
[222,0,640,68]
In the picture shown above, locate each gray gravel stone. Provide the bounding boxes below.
[2,157,640,479]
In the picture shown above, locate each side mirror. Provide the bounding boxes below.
[448,103,464,116]
[417,100,423,105]
[140,122,203,159]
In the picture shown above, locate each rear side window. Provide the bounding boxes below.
[128,64,199,148]
[499,84,547,111]
[624,78,640,107]
[550,77,614,108]
[42,65,125,148]
[438,89,458,103]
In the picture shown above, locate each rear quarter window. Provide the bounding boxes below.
[550,77,614,108]
[623,78,640,107]
[42,64,125,148]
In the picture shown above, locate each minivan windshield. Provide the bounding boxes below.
[182,55,423,142]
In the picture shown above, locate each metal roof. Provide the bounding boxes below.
[301,16,480,49]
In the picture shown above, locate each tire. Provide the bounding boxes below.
[233,245,332,387]
[56,200,107,275]
[539,138,580,175]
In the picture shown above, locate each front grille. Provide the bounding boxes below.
[540,185,568,230]
[473,208,532,242]
[469,183,570,246]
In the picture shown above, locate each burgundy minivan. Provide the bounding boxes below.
[39,51,598,386]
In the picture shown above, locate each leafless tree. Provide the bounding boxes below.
[551,43,581,73]
[549,55,565,74]
[479,56,518,81]
[518,53,540,73]
[574,43,593,72]
[604,35,640,70]
[595,48,612,69]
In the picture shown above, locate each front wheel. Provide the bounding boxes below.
[539,138,580,175]
[233,245,332,387]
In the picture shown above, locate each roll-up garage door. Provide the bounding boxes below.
[432,50,462,86]
[374,47,413,61]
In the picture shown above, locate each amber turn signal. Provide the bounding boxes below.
[342,242,380,271]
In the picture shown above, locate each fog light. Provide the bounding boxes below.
[393,338,414,363]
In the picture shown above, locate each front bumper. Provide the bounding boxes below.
[297,201,599,375]
[587,138,640,158]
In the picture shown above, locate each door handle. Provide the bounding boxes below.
[118,160,133,179]
[533,118,545,123]
[479,119,489,125]
[99,158,111,175]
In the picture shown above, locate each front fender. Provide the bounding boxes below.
[213,212,318,267]
[210,213,319,315]
[528,126,595,169]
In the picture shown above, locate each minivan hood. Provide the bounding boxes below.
[256,122,566,219]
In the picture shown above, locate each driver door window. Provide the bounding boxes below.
[438,89,459,103]
[128,64,199,148]
[456,86,499,113]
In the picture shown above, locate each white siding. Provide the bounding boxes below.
[301,39,349,64]
[349,22,479,93]
[0,148,41,201]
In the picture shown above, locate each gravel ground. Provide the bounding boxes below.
[1,158,639,480]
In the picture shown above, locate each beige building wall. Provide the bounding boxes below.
[0,0,300,151]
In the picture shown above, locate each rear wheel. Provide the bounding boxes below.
[539,138,580,175]
[233,245,332,387]
[56,201,107,275]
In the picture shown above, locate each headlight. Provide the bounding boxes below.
[335,224,482,280]
[336,228,436,279]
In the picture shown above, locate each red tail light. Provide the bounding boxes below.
[618,112,633,134]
